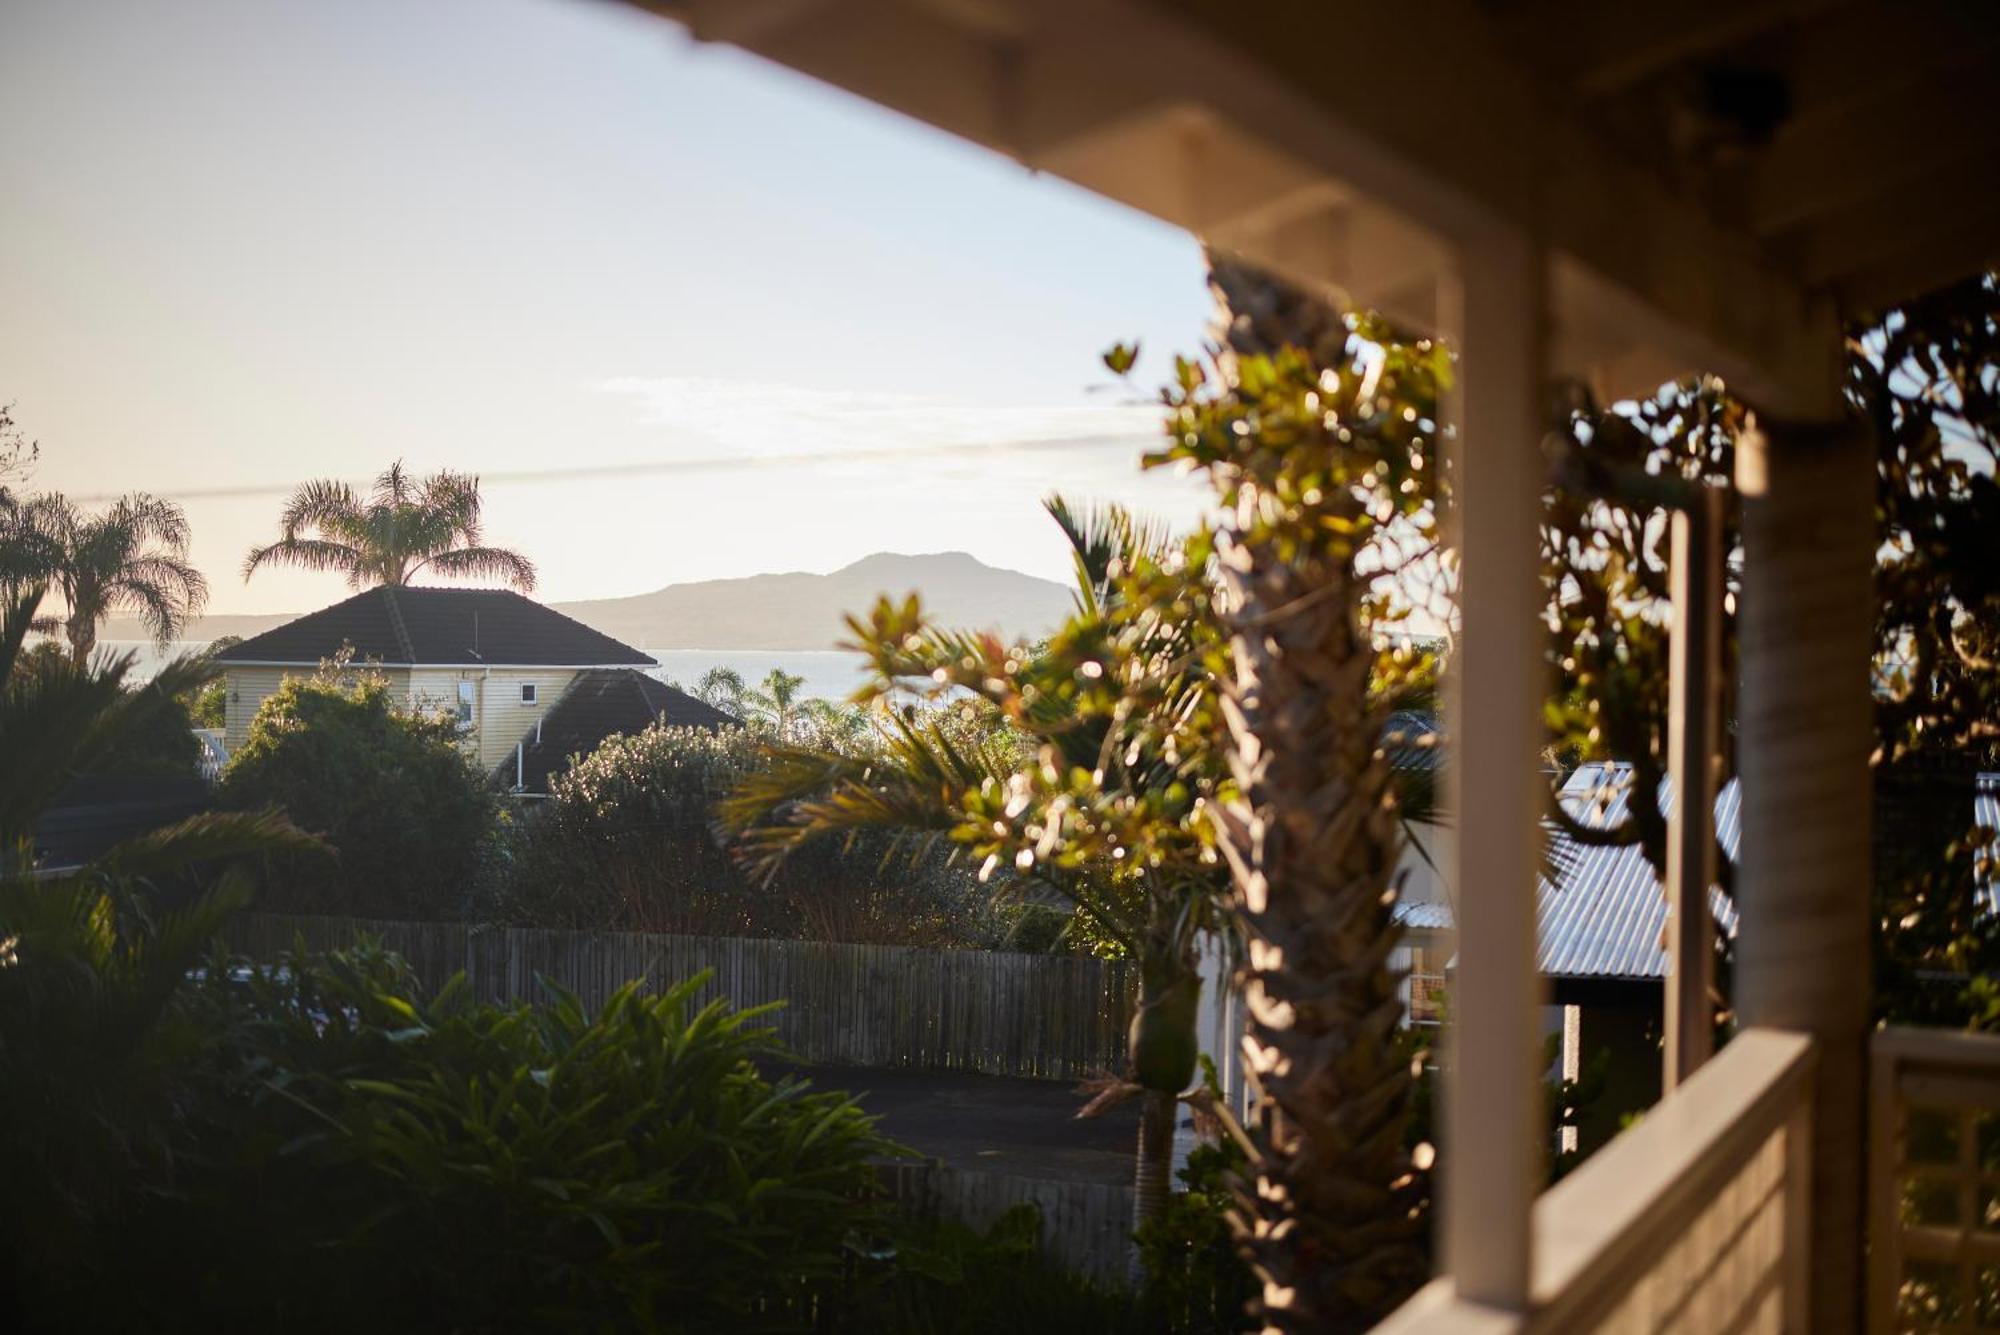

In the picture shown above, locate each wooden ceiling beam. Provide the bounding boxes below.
[1493,0,1854,98]
[1783,159,2000,286]
[1836,215,2000,317]
[1780,1,2000,127]
[1748,78,2000,233]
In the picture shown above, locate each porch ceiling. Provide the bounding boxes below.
[622,0,1999,411]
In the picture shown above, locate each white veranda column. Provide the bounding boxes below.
[1734,413,1875,1332]
[1440,224,1548,1311]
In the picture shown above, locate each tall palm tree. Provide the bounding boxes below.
[1158,257,1444,1329]
[243,461,536,593]
[722,497,1226,1269]
[29,493,207,667]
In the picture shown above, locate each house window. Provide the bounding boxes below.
[456,681,475,728]
[520,683,537,705]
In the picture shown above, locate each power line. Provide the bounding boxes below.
[65,432,1154,505]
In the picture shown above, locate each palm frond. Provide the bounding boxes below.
[86,807,324,883]
[720,713,1008,879]
[242,536,363,582]
[277,477,360,538]
[1043,493,1174,615]
[417,545,537,591]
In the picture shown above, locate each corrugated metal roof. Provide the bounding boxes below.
[1534,763,1739,981]
[1394,901,1455,931]
[1399,763,1996,983]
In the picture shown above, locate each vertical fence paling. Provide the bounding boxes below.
[224,913,1134,1080]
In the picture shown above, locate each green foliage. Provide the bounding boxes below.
[185,636,241,729]
[1541,379,1740,877]
[1133,1139,1258,1333]
[93,675,204,778]
[0,588,227,851]
[188,676,226,728]
[130,949,898,1333]
[1547,272,2000,1029]
[218,668,498,918]
[849,1205,1149,1335]
[505,719,1012,947]
[0,582,317,1320]
[4,930,905,1332]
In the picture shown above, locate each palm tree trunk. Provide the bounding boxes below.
[66,609,95,667]
[1131,1087,1177,1279]
[1202,258,1429,1331]
[1125,955,1200,1280]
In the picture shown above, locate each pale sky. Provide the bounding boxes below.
[0,0,1215,616]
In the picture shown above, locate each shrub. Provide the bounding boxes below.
[850,1205,1147,1334]
[115,942,900,1332]
[217,670,496,918]
[502,719,1009,947]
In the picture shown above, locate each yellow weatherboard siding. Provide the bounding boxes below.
[406,666,580,771]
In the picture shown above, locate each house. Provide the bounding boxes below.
[212,586,669,773]
[497,667,735,795]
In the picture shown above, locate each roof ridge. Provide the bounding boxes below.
[380,586,417,662]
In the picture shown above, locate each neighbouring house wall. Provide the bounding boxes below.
[1400,821,1453,909]
[405,667,579,772]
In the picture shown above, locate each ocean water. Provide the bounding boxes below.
[99,640,875,703]
[641,650,875,703]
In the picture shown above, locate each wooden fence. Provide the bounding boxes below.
[881,1161,1137,1280]
[226,914,1135,1081]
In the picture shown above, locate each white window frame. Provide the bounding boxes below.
[520,683,537,705]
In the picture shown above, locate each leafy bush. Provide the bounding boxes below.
[84,942,900,1332]
[1134,1138,1258,1333]
[218,670,497,918]
[501,718,1016,948]
[849,1204,1147,1334]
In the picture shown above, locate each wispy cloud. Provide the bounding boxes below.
[594,376,1160,459]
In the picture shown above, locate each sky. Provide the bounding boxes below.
[0,0,1216,616]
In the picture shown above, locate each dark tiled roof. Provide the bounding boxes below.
[213,587,654,668]
[35,776,214,870]
[495,669,736,794]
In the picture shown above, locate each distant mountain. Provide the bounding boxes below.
[108,553,1076,652]
[551,552,1074,650]
[98,610,297,645]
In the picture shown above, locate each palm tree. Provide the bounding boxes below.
[722,497,1226,1271]
[1157,257,1443,1328]
[694,666,747,713]
[243,461,536,593]
[743,667,807,737]
[28,493,207,667]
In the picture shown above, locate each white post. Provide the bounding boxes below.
[1663,489,1724,1090]
[1440,223,1547,1311]
[1734,413,1875,1332]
